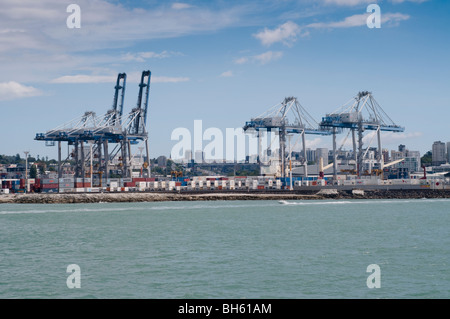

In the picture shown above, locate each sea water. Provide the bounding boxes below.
[0,198,449,299]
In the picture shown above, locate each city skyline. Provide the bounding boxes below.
[0,0,449,160]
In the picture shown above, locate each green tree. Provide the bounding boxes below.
[29,164,37,178]
[421,151,432,167]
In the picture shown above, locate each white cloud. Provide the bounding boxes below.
[171,3,193,10]
[253,21,301,47]
[391,0,428,3]
[360,131,423,148]
[254,51,283,64]
[234,51,283,65]
[121,51,183,62]
[152,76,190,83]
[0,81,43,101]
[307,12,410,29]
[322,0,373,6]
[305,138,324,149]
[220,71,233,77]
[50,75,116,84]
[50,74,189,84]
[0,0,247,54]
[0,0,252,83]
[324,0,428,6]
[234,57,249,65]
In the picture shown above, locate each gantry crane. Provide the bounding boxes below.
[319,91,404,179]
[243,97,331,178]
[35,70,152,181]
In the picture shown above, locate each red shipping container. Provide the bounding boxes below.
[42,183,59,189]
[175,182,181,186]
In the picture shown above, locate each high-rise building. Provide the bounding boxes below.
[194,150,204,163]
[306,148,316,163]
[315,148,328,164]
[447,142,450,163]
[432,141,446,166]
[184,149,192,163]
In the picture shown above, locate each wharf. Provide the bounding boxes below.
[1,189,450,204]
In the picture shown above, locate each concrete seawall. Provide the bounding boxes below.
[1,189,450,204]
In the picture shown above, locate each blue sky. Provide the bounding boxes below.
[0,0,449,160]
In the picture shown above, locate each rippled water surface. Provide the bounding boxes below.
[0,198,449,298]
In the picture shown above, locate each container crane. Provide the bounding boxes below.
[120,70,151,177]
[243,97,331,178]
[35,70,152,180]
[320,91,404,180]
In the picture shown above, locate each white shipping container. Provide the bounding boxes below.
[199,181,204,188]
[110,182,118,188]
[59,188,74,193]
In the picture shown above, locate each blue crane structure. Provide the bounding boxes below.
[35,70,152,182]
[243,97,331,178]
[319,91,405,179]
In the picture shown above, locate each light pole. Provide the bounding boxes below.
[24,151,29,193]
[87,141,94,188]
[288,136,293,191]
[138,146,144,177]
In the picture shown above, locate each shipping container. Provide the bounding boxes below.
[42,183,59,189]
[42,188,58,193]
[59,188,74,193]
[42,179,57,184]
